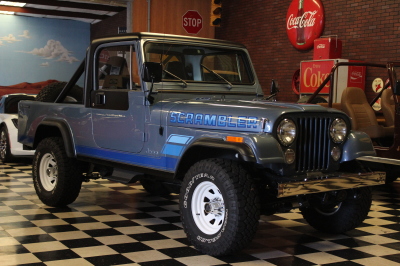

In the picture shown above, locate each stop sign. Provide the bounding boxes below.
[182,10,203,34]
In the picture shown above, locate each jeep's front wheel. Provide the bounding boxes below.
[179,159,259,256]
[33,137,83,207]
[300,188,372,233]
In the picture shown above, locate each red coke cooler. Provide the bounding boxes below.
[313,36,342,60]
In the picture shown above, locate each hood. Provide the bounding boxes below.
[166,98,341,133]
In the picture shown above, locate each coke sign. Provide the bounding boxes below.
[300,60,333,94]
[286,0,325,50]
[183,10,203,35]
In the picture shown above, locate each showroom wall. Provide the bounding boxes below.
[91,9,127,40]
[130,0,214,38]
[0,15,90,86]
[215,0,400,102]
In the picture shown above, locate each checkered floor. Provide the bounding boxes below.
[1,161,400,266]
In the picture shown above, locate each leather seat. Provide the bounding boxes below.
[381,88,395,127]
[341,87,393,139]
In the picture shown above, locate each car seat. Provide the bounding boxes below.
[380,88,395,127]
[341,87,393,139]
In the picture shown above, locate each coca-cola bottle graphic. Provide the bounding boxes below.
[296,0,305,45]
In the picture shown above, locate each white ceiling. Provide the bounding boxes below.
[0,0,128,24]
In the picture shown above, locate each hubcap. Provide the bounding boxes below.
[316,202,343,216]
[39,153,58,191]
[0,130,7,159]
[191,181,225,235]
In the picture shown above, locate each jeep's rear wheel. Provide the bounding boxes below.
[33,137,83,207]
[300,188,372,233]
[179,159,259,256]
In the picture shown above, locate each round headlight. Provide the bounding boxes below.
[330,118,347,143]
[277,119,296,146]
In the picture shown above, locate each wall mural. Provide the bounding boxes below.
[0,15,89,86]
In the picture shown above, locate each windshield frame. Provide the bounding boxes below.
[142,40,256,86]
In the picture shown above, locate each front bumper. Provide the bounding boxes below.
[277,171,385,198]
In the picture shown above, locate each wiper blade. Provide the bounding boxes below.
[201,64,233,90]
[162,70,187,88]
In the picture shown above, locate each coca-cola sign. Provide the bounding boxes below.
[286,0,325,50]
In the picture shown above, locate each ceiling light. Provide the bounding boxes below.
[0,1,26,7]
[0,11,15,15]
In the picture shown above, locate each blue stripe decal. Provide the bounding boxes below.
[161,144,184,157]
[167,135,193,144]
[76,145,177,172]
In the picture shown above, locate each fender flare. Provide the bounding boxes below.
[186,137,257,162]
[36,119,76,158]
[341,130,376,162]
[173,137,257,180]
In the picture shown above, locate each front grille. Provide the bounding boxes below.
[295,116,332,172]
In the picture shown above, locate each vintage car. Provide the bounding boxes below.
[306,61,400,183]
[18,33,384,256]
[0,93,36,162]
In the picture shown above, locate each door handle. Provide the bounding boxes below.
[96,93,106,105]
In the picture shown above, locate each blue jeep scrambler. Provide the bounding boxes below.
[18,33,385,256]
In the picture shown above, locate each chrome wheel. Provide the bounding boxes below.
[191,181,225,235]
[0,129,7,160]
[315,202,343,216]
[39,153,58,191]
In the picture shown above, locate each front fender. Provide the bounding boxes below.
[246,134,285,164]
[341,130,376,162]
[184,134,286,165]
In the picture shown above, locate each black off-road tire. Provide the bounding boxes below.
[385,166,399,184]
[179,159,259,256]
[33,137,83,207]
[141,179,170,196]
[0,126,13,162]
[300,188,372,233]
[35,82,83,103]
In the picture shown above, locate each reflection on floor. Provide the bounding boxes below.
[0,161,399,266]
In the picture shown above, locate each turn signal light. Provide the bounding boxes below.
[226,136,244,143]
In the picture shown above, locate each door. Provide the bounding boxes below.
[91,43,146,153]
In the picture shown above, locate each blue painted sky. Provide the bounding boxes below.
[0,15,90,86]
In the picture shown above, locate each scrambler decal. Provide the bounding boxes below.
[170,112,258,128]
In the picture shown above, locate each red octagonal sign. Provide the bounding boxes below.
[183,10,203,34]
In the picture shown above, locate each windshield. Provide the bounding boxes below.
[144,42,254,85]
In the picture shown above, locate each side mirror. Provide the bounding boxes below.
[270,79,279,95]
[142,62,162,82]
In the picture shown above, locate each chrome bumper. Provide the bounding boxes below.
[277,171,385,198]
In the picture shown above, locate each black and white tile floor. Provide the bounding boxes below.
[1,161,400,266]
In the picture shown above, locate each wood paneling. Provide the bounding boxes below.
[132,0,215,38]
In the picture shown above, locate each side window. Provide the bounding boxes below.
[97,45,140,90]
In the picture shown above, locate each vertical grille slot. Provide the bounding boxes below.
[295,116,331,172]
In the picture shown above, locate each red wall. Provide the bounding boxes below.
[91,10,127,40]
[215,0,400,102]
